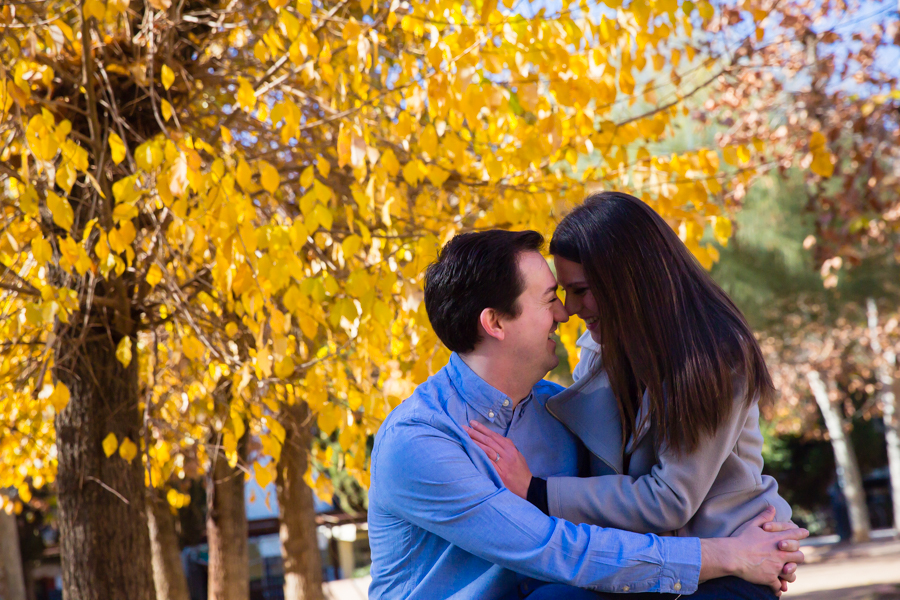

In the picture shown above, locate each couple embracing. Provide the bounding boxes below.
[366,192,807,600]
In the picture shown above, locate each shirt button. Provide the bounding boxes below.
[622,586,630,592]
[502,399,509,407]
[673,582,682,591]
[488,410,495,418]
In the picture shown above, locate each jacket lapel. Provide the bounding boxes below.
[547,370,625,474]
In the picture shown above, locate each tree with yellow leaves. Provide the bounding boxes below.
[0,0,817,596]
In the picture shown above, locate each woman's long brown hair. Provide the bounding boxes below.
[549,192,773,455]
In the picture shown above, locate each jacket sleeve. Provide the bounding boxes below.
[373,419,701,593]
[547,388,758,534]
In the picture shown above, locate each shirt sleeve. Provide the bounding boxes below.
[547,388,758,534]
[373,419,701,594]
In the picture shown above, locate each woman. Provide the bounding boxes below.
[468,192,793,598]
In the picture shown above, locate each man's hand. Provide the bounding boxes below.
[700,507,808,595]
[465,421,533,498]
[762,520,804,592]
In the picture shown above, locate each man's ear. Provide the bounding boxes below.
[478,307,505,342]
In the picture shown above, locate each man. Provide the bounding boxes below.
[368,230,806,599]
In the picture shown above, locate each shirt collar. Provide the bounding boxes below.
[447,353,518,425]
[576,329,601,353]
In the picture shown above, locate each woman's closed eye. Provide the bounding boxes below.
[568,287,588,297]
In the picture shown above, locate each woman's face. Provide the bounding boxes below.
[553,256,601,342]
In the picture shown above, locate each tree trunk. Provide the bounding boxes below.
[807,369,871,543]
[276,402,325,600]
[206,427,249,600]
[54,331,156,600]
[887,372,900,535]
[147,488,191,600]
[0,505,27,600]
[866,299,900,534]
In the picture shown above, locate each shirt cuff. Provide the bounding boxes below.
[657,535,702,594]
[526,477,549,515]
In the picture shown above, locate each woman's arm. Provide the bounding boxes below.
[468,391,770,534]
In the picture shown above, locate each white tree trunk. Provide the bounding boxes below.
[866,299,900,534]
[0,505,27,600]
[807,369,871,542]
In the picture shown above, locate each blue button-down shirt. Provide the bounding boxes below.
[368,353,701,599]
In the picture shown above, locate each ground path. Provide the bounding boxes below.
[788,530,900,600]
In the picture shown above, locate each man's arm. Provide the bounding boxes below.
[374,420,698,593]
[374,421,807,594]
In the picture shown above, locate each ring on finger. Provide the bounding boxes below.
[494,452,500,462]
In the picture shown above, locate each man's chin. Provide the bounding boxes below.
[544,357,560,375]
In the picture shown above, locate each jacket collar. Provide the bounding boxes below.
[548,331,653,471]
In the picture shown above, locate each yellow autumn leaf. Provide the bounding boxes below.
[713,216,732,247]
[118,437,138,463]
[236,158,255,192]
[381,148,400,176]
[274,356,295,379]
[236,77,256,112]
[47,191,74,231]
[161,99,173,122]
[135,140,163,171]
[32,237,52,264]
[254,461,275,489]
[342,234,362,257]
[336,124,352,167]
[161,64,175,90]
[810,131,828,153]
[316,154,331,178]
[48,382,71,412]
[419,124,438,157]
[84,0,106,22]
[56,162,77,194]
[722,146,738,167]
[108,132,126,164]
[300,165,315,188]
[258,160,280,193]
[312,203,333,230]
[102,433,119,457]
[146,264,163,287]
[811,151,835,178]
[116,336,132,367]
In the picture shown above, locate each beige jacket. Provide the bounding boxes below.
[545,332,792,538]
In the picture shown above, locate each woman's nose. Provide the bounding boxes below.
[564,295,580,317]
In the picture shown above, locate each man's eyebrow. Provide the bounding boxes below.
[544,284,559,296]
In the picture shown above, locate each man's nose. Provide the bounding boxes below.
[554,299,570,323]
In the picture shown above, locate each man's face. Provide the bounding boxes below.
[500,251,569,378]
